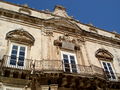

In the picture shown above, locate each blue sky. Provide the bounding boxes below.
[5,0,120,33]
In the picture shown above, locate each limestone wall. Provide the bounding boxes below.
[85,39,120,74]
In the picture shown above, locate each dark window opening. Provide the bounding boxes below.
[4,70,10,77]
[21,73,26,79]
[13,72,19,78]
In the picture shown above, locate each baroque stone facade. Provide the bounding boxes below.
[0,1,120,90]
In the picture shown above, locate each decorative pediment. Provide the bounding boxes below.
[95,49,113,60]
[6,29,35,45]
[45,18,81,33]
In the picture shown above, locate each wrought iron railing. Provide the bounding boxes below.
[62,63,105,76]
[78,65,93,75]
[91,65,105,75]
[2,55,120,81]
[1,55,32,70]
[1,55,63,72]
[1,55,104,75]
[34,60,63,71]
[104,71,120,81]
[62,63,93,75]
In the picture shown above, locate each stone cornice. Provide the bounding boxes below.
[1,8,120,46]
[82,30,120,46]
[0,0,72,19]
[0,8,43,25]
[84,37,120,49]
[70,18,120,36]
[1,0,120,37]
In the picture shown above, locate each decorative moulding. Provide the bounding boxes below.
[19,4,31,15]
[6,28,35,45]
[95,48,113,60]
[54,34,81,50]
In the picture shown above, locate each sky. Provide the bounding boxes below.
[5,0,120,33]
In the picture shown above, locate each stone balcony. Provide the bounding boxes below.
[1,55,120,82]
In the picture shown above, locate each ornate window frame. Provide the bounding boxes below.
[8,43,27,69]
[61,51,78,73]
[5,29,35,69]
[95,48,117,81]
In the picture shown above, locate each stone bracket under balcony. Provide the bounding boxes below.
[0,76,30,86]
[58,74,107,90]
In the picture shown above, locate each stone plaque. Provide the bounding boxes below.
[62,41,74,50]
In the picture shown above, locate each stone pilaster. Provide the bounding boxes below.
[40,85,49,90]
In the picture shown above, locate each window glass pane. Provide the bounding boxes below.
[111,74,116,79]
[19,52,25,56]
[18,61,24,66]
[19,57,24,61]
[11,45,18,57]
[63,54,70,72]
[63,54,69,63]
[107,63,111,66]
[10,55,17,65]
[102,62,108,71]
[102,61,116,80]
[62,53,77,73]
[11,55,17,59]
[70,55,75,64]
[72,69,77,73]
[103,62,106,67]
[10,60,16,65]
[70,55,74,60]
[63,54,68,59]
[18,46,26,66]
[10,45,26,67]
[10,45,18,66]
[20,46,25,51]
[65,68,70,72]
[12,45,18,50]
[70,55,77,73]
[11,50,17,55]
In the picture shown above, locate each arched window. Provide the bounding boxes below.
[95,49,117,80]
[5,29,35,68]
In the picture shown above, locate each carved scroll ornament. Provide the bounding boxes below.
[54,34,83,50]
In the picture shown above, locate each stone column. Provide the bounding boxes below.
[40,85,49,90]
[50,84,58,90]
[0,82,3,90]
[96,86,103,90]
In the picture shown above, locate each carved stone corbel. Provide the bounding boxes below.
[61,77,67,86]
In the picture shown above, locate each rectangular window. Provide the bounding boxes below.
[61,52,77,73]
[9,43,27,68]
[101,61,117,80]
